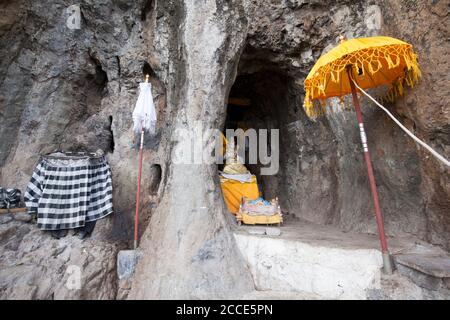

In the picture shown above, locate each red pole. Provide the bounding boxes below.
[134,126,145,249]
[347,67,393,274]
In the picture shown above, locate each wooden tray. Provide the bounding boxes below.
[236,212,283,226]
[0,207,27,214]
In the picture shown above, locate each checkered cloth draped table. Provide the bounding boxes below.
[24,153,113,230]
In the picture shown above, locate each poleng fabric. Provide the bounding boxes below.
[24,154,113,230]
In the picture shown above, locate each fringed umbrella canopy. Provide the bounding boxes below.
[303,36,421,117]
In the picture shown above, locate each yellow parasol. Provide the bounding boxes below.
[303,36,422,274]
[304,36,421,116]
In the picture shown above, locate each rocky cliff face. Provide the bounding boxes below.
[0,0,448,299]
[0,0,160,299]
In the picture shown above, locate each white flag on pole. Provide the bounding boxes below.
[132,82,156,134]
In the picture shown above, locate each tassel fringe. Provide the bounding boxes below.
[303,44,421,118]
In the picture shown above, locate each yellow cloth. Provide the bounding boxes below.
[217,132,228,157]
[303,36,421,117]
[220,175,259,214]
[237,212,283,225]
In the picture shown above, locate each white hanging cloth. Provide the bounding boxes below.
[132,82,156,134]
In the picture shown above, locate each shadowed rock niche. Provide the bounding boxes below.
[59,56,113,154]
[224,61,339,225]
[224,41,429,240]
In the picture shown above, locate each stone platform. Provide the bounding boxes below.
[233,217,450,299]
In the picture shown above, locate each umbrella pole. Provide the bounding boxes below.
[134,126,145,250]
[347,69,393,274]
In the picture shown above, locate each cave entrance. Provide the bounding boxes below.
[222,71,300,219]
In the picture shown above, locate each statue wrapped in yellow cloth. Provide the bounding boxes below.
[219,135,283,226]
[219,136,259,214]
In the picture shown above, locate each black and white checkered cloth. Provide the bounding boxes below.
[24,153,113,230]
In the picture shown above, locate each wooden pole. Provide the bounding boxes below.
[0,207,27,214]
[347,67,393,274]
[134,74,149,250]
[134,125,144,250]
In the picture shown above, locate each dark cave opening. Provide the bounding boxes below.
[223,71,302,212]
[85,57,108,116]
[142,61,156,78]
[141,0,155,21]
[149,164,162,195]
[108,115,115,153]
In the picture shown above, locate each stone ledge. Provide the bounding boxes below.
[394,254,450,278]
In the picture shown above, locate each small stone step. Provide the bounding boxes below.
[265,227,281,236]
[247,227,266,235]
[394,254,450,278]
[117,250,142,280]
[393,254,450,291]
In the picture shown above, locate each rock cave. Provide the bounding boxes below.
[0,0,449,300]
